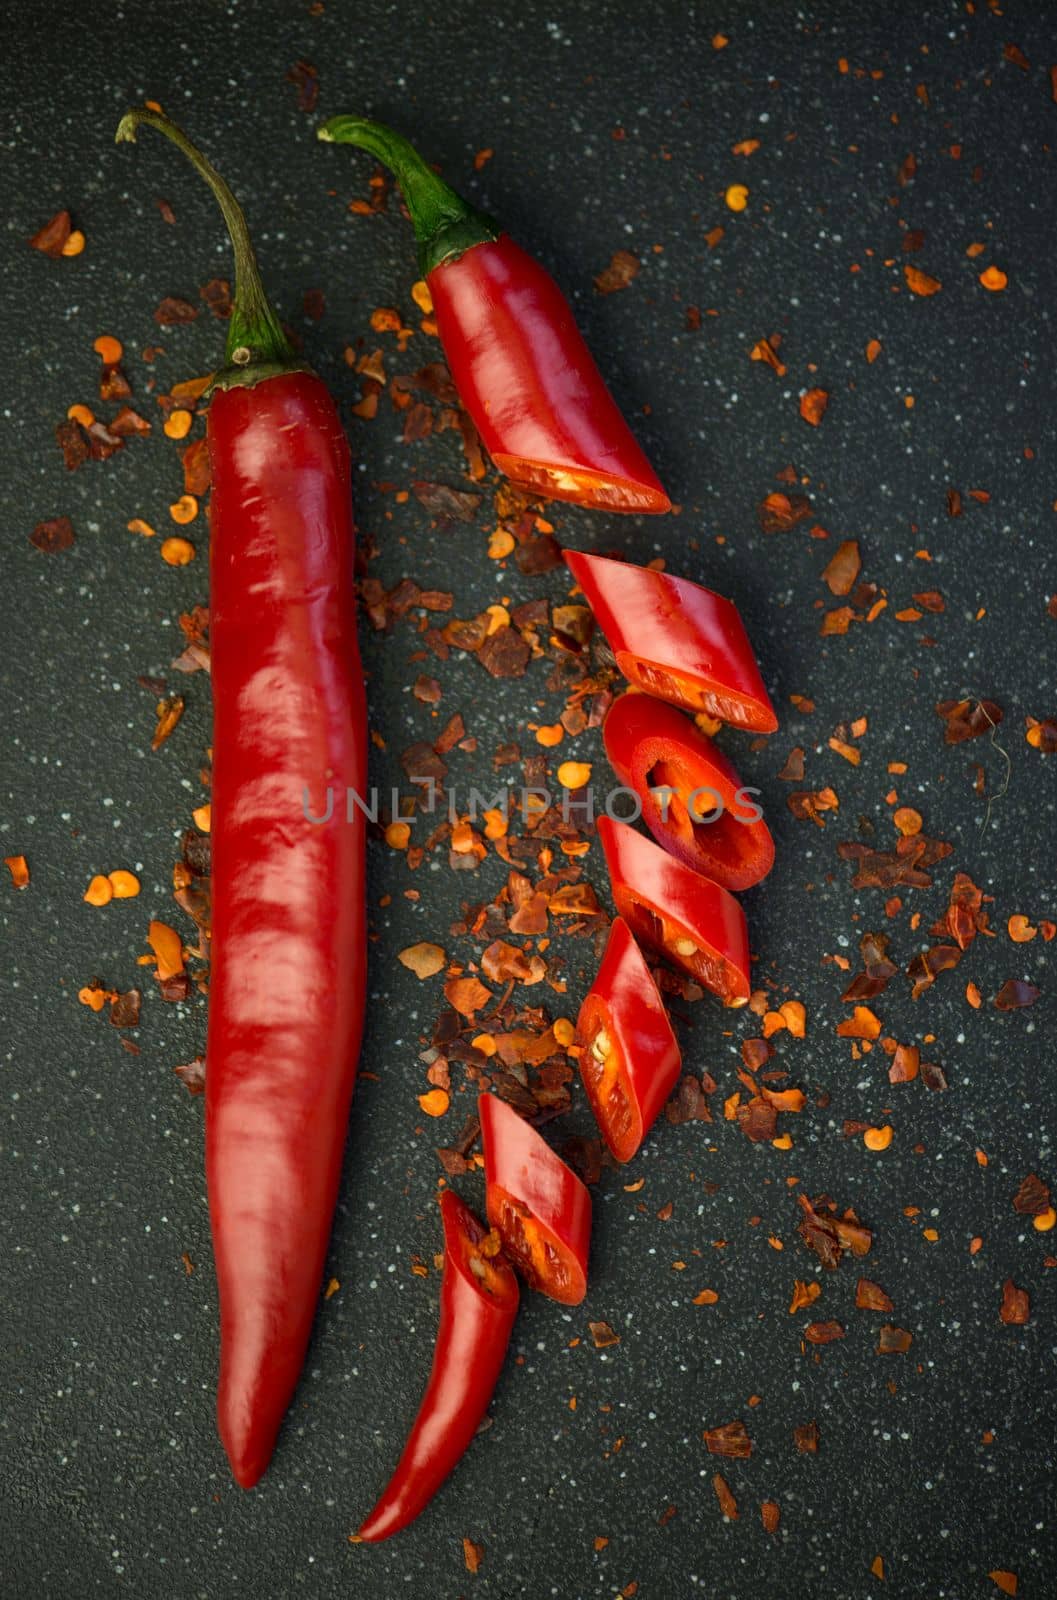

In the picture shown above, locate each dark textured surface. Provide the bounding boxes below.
[4,1,1057,1596]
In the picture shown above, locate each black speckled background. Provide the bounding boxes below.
[4,1,1056,1596]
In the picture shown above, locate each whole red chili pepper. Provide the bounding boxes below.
[564,549,777,732]
[479,1092,591,1305]
[575,917,682,1163]
[603,692,775,891]
[358,1190,519,1542]
[597,817,751,1006]
[318,116,670,514]
[117,111,366,1488]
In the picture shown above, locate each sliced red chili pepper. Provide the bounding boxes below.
[479,1091,591,1305]
[564,549,777,733]
[358,1190,519,1543]
[575,917,682,1162]
[603,693,775,891]
[596,816,751,1006]
[119,111,366,1490]
[319,117,670,514]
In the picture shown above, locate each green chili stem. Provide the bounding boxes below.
[317,115,500,276]
[116,108,294,376]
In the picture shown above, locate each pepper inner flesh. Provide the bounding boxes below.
[581,1020,635,1152]
[649,758,745,873]
[622,894,737,1003]
[617,654,751,723]
[492,454,669,513]
[494,1193,571,1294]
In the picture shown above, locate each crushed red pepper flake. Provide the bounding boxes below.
[173,1054,206,1094]
[594,250,641,295]
[999,1280,1029,1326]
[794,1420,820,1453]
[30,516,75,553]
[821,540,861,596]
[799,387,829,427]
[711,1474,738,1520]
[1012,1173,1051,1217]
[904,264,942,296]
[29,209,74,257]
[703,1420,752,1458]
[804,1319,844,1344]
[4,855,30,889]
[856,1278,894,1312]
[936,697,1003,744]
[994,980,1040,1011]
[989,1573,1018,1597]
[589,1320,620,1349]
[876,1324,913,1354]
[758,491,813,532]
[153,296,199,325]
[462,1536,484,1574]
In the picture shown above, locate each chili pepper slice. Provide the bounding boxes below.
[358,1190,519,1542]
[479,1091,591,1305]
[575,917,682,1163]
[318,116,670,514]
[596,817,751,1006]
[118,111,366,1489]
[564,549,777,732]
[603,692,775,891]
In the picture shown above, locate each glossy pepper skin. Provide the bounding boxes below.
[117,111,366,1489]
[565,549,777,733]
[576,917,682,1163]
[358,1191,519,1542]
[479,1092,591,1305]
[597,817,751,1007]
[603,693,775,892]
[318,116,670,514]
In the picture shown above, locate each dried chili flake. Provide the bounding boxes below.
[55,418,89,471]
[412,480,482,522]
[153,296,199,325]
[711,1474,738,1520]
[110,407,151,437]
[794,1421,820,1453]
[1013,1173,1051,1216]
[920,1060,948,1092]
[797,1193,872,1267]
[150,695,185,752]
[760,1501,780,1534]
[665,1075,713,1125]
[907,943,962,1000]
[836,1005,881,1040]
[180,436,211,498]
[594,250,640,294]
[198,277,232,318]
[173,1055,206,1094]
[109,989,141,1029]
[750,336,786,375]
[4,855,29,889]
[589,1320,620,1349]
[787,787,839,826]
[778,747,805,781]
[30,516,75,553]
[999,1280,1029,1325]
[462,1537,484,1574]
[1003,41,1030,70]
[821,540,861,596]
[758,492,813,532]
[989,1573,1018,1597]
[398,942,446,979]
[875,1324,912,1354]
[29,209,73,257]
[804,1320,844,1344]
[994,980,1040,1010]
[799,387,829,427]
[1025,717,1057,752]
[904,265,942,296]
[820,606,856,637]
[935,697,1003,744]
[703,1420,752,1458]
[477,627,531,679]
[444,976,493,1018]
[889,1043,919,1084]
[856,1278,893,1312]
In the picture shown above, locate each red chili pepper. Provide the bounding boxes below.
[597,817,751,1006]
[564,549,777,732]
[358,1190,519,1542]
[318,117,670,515]
[575,917,681,1163]
[603,693,775,891]
[479,1092,591,1305]
[118,111,366,1488]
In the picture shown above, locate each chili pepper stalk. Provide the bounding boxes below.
[115,109,301,389]
[319,114,671,513]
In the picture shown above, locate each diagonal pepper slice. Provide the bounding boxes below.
[597,817,751,1006]
[603,692,775,891]
[358,1190,519,1542]
[576,917,682,1163]
[479,1092,591,1305]
[565,549,777,732]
